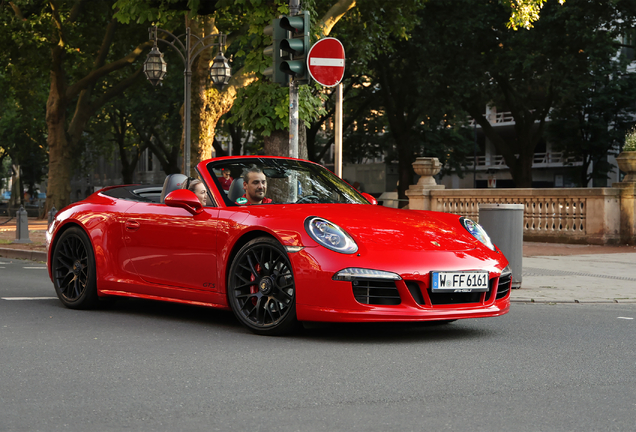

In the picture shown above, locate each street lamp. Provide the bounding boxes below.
[144,26,231,176]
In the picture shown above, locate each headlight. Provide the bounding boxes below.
[305,216,358,254]
[460,217,495,251]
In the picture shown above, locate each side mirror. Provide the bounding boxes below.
[361,192,378,205]
[165,189,203,215]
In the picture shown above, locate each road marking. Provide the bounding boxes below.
[23,267,47,269]
[2,297,57,301]
[617,317,634,320]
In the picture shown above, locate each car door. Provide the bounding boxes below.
[122,202,220,292]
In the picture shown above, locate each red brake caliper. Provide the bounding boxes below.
[250,264,261,305]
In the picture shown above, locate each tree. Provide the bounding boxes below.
[417,0,636,187]
[547,57,636,186]
[0,25,48,211]
[4,0,154,214]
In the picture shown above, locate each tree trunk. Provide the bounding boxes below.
[44,65,73,212]
[9,162,21,213]
[188,16,239,176]
[264,130,289,156]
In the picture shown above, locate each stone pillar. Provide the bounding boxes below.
[614,151,636,244]
[405,157,445,210]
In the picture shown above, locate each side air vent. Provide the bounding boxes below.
[352,279,401,306]
[496,273,512,300]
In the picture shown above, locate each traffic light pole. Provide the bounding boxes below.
[289,81,299,159]
[289,0,300,159]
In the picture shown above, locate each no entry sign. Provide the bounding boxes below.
[307,38,345,87]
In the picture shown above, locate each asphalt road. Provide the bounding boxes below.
[1,258,635,432]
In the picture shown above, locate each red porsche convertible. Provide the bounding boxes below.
[46,156,511,335]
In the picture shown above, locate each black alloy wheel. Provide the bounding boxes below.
[228,237,298,335]
[52,226,99,309]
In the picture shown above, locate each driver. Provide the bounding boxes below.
[236,167,272,205]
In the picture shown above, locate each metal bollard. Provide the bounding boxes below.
[48,206,58,227]
[15,205,32,244]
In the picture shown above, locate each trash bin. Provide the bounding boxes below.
[478,203,523,288]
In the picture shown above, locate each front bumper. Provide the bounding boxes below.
[289,247,511,323]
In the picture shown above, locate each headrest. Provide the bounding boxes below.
[228,178,245,202]
[160,174,189,203]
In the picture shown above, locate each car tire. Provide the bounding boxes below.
[227,237,298,336]
[51,226,99,309]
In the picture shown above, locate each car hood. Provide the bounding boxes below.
[280,204,479,252]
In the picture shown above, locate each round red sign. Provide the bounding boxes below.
[306,38,345,87]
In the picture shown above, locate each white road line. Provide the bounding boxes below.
[309,58,344,67]
[2,297,58,301]
[23,267,47,269]
[617,317,634,320]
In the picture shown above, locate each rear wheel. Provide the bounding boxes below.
[227,237,298,335]
[52,227,99,309]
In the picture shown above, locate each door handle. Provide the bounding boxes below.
[125,220,141,231]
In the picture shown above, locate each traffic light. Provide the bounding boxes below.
[263,18,287,86]
[280,11,311,84]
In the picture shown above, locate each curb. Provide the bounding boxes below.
[510,299,636,304]
[0,247,47,262]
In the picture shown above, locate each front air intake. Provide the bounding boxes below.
[352,279,401,306]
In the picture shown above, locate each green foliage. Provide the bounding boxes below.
[624,128,636,152]
[228,81,326,137]
[500,0,565,30]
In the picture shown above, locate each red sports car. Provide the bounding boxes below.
[46,156,511,335]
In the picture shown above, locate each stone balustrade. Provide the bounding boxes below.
[429,188,620,245]
[406,156,636,245]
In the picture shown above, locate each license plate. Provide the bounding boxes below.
[431,271,489,292]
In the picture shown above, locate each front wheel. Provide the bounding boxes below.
[227,237,298,335]
[51,226,99,309]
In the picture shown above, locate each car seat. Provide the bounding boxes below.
[160,174,188,203]
[228,178,245,202]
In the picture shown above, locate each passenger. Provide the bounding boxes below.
[187,179,207,206]
[218,168,233,191]
[236,167,272,205]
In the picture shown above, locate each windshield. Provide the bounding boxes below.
[206,158,369,206]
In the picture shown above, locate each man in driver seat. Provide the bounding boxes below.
[237,167,272,205]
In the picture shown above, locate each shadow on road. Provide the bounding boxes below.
[38,296,502,342]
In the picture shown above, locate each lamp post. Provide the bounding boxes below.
[144,26,231,176]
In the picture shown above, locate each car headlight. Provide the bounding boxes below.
[305,216,358,254]
[460,217,495,251]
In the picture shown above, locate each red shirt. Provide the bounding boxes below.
[236,194,272,205]
[218,176,233,191]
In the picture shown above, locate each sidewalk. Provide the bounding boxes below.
[1,217,635,304]
[517,243,636,304]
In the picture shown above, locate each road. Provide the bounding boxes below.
[1,258,635,432]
